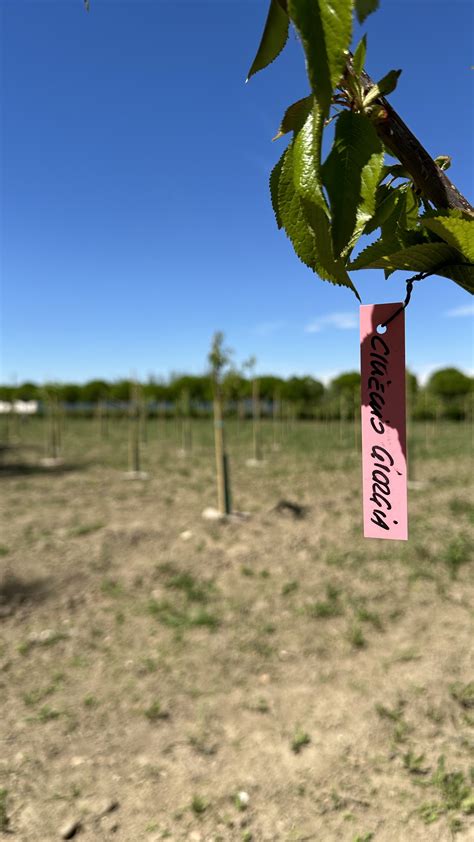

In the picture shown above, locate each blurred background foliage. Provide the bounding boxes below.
[1,367,472,421]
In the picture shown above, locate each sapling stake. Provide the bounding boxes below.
[3,406,11,445]
[139,386,148,444]
[272,389,281,450]
[243,356,262,463]
[179,388,192,455]
[50,396,59,459]
[102,398,108,438]
[158,400,166,441]
[464,393,473,429]
[353,385,359,454]
[423,392,430,452]
[433,398,442,437]
[238,397,245,439]
[209,332,232,516]
[43,388,60,460]
[12,401,20,442]
[339,393,345,445]
[252,376,262,462]
[56,397,64,453]
[97,398,109,440]
[128,379,141,474]
[283,399,291,438]
[406,380,416,483]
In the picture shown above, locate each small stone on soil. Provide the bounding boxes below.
[96,798,119,818]
[202,507,225,521]
[59,818,82,839]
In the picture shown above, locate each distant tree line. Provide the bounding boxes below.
[0,367,472,420]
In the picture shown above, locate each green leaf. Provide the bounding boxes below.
[377,189,424,277]
[352,34,367,77]
[377,68,402,96]
[355,0,379,25]
[381,187,422,244]
[381,163,410,181]
[291,102,360,293]
[270,149,287,229]
[278,141,319,269]
[350,240,463,273]
[421,214,474,262]
[363,185,400,235]
[363,69,401,107]
[278,139,360,298]
[405,188,420,229]
[273,95,314,140]
[436,263,474,294]
[321,110,384,256]
[292,101,327,210]
[247,0,289,81]
[434,155,451,171]
[288,0,353,116]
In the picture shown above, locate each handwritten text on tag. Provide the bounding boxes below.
[360,303,408,541]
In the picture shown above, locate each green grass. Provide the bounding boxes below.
[354,606,383,630]
[307,584,342,619]
[191,794,208,815]
[144,700,168,723]
[442,534,473,579]
[348,624,366,649]
[431,756,472,812]
[417,755,473,830]
[403,750,428,775]
[140,657,158,674]
[449,497,474,521]
[281,580,299,596]
[69,521,104,537]
[18,631,69,656]
[23,684,56,707]
[375,700,410,743]
[147,598,220,631]
[291,728,311,754]
[35,705,61,723]
[0,789,8,832]
[375,701,405,723]
[450,681,474,709]
[101,579,124,597]
[165,571,213,603]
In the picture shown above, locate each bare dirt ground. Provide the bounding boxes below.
[0,419,473,842]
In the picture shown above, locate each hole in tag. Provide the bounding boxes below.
[376,324,387,334]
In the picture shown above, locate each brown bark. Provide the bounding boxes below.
[356,67,474,215]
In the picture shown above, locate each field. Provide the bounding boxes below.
[0,417,473,842]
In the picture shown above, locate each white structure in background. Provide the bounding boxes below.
[0,400,39,415]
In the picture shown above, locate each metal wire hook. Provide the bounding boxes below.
[380,271,428,329]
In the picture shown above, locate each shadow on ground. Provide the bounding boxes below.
[0,573,51,613]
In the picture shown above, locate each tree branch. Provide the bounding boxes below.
[348,66,474,215]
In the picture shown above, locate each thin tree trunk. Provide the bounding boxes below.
[252,377,261,461]
[272,389,280,450]
[129,381,140,473]
[350,63,474,214]
[213,389,231,515]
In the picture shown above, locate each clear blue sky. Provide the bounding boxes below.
[1,0,473,385]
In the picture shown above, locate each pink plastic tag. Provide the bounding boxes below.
[360,303,408,541]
